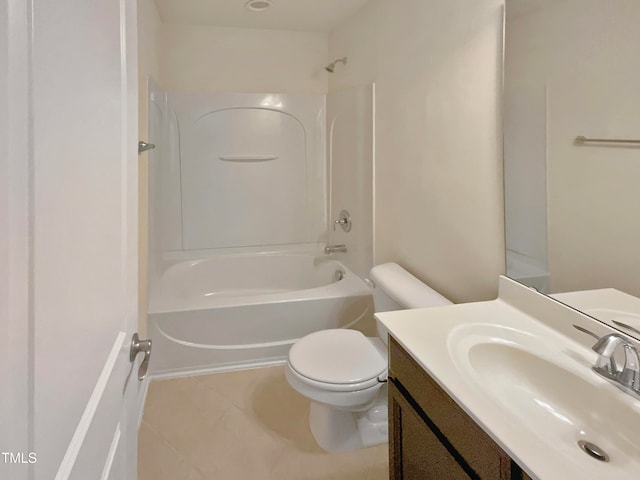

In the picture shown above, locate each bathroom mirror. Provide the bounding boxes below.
[504,0,640,336]
[504,0,640,332]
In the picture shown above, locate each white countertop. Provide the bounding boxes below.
[376,276,640,480]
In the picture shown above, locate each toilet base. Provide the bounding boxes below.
[308,384,388,452]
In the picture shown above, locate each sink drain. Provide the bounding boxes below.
[578,441,609,462]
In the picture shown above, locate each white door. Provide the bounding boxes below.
[1,0,142,479]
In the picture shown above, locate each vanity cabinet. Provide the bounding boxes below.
[388,337,529,480]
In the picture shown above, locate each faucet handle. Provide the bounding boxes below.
[334,218,348,230]
[619,344,640,391]
[573,326,625,375]
[591,333,627,376]
[577,328,640,400]
[332,210,352,232]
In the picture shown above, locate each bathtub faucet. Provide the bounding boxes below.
[324,244,347,255]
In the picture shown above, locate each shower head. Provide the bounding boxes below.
[325,57,347,73]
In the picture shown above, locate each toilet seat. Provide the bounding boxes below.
[288,329,387,391]
[287,363,383,392]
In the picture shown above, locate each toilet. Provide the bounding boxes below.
[285,262,452,452]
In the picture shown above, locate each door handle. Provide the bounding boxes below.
[130,333,152,381]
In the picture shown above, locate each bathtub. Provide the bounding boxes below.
[147,253,375,377]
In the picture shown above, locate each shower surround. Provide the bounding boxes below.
[146,83,374,376]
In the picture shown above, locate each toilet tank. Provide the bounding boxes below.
[369,263,452,311]
[368,263,452,344]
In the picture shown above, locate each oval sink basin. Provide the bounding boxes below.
[449,324,640,473]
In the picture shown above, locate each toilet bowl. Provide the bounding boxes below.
[285,262,452,452]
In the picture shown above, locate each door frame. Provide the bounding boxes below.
[1,0,32,478]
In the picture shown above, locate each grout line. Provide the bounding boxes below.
[139,420,194,474]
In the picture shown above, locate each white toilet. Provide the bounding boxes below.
[285,262,452,452]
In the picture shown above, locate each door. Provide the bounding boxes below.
[389,381,471,480]
[1,0,141,479]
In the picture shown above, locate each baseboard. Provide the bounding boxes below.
[148,357,287,382]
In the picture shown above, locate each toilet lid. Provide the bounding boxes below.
[288,329,386,385]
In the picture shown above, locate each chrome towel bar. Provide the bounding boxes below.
[574,136,640,145]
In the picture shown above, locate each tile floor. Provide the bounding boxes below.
[139,365,389,480]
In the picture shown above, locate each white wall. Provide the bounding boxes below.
[329,0,505,303]
[506,0,640,296]
[161,24,328,94]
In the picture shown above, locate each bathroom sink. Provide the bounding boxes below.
[448,323,640,477]
[377,277,640,479]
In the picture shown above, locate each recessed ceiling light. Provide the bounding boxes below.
[245,0,272,12]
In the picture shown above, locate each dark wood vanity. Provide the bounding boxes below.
[388,337,533,480]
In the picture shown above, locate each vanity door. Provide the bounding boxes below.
[389,380,470,479]
[388,337,523,480]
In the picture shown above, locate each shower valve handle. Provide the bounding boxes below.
[333,210,352,232]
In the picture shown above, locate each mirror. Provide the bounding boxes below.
[504,0,640,333]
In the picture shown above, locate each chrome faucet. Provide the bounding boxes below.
[619,344,640,392]
[591,333,626,377]
[582,328,640,398]
[324,244,347,254]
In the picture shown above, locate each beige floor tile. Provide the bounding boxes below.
[366,445,390,480]
[245,367,319,453]
[195,365,273,410]
[269,446,378,480]
[185,405,287,479]
[365,444,389,464]
[139,365,389,480]
[183,466,212,480]
[138,422,191,480]
[143,375,233,453]
[367,463,390,480]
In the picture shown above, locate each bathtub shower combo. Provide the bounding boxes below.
[147,82,375,377]
[148,252,374,375]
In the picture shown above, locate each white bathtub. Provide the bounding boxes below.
[148,253,374,377]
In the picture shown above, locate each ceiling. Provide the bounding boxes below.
[153,0,372,32]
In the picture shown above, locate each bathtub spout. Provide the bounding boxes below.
[324,244,347,255]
